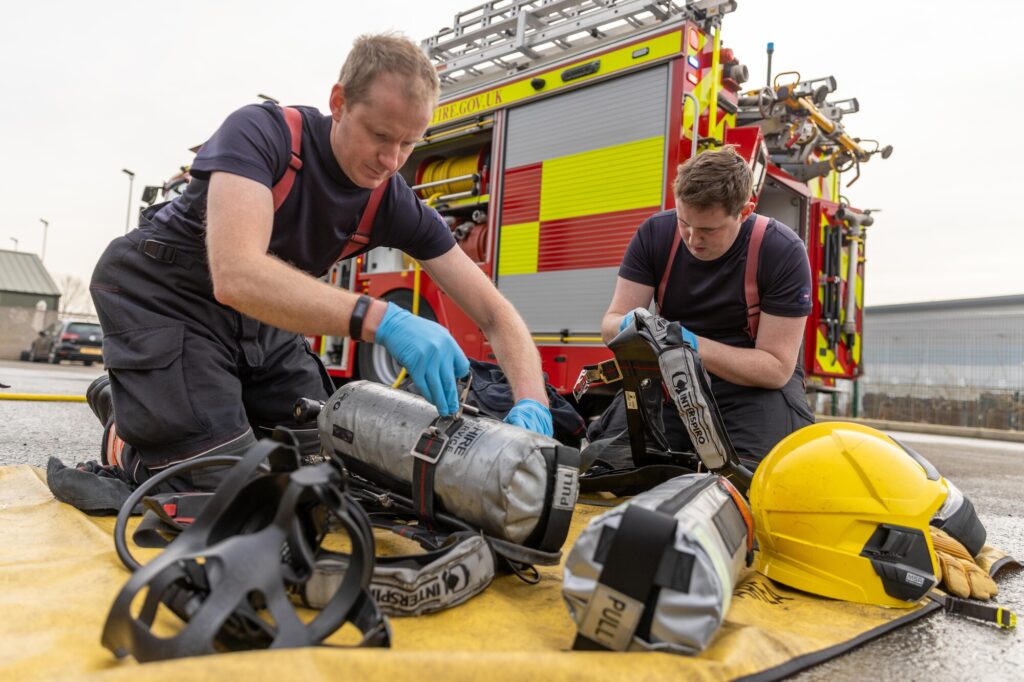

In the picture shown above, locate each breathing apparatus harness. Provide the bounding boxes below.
[117,439,501,622]
[575,308,754,496]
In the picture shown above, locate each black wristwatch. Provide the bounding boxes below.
[349,294,373,341]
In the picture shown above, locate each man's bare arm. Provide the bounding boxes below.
[600,277,655,344]
[206,171,387,338]
[696,312,807,389]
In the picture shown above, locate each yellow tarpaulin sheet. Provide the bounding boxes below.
[0,464,940,681]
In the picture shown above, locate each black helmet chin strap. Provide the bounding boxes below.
[929,590,1017,630]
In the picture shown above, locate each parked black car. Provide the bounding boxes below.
[27,320,104,365]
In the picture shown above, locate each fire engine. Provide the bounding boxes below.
[314,0,891,406]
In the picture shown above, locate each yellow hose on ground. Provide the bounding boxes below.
[0,394,87,402]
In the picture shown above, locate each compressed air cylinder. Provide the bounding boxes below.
[318,381,578,545]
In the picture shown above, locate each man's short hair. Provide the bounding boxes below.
[338,33,440,108]
[672,146,753,217]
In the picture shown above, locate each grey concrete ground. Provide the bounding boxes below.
[1,359,1021,679]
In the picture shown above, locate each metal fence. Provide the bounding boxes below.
[853,296,1024,431]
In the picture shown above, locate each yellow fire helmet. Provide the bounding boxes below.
[749,421,948,608]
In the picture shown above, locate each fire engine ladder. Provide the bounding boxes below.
[422,0,737,89]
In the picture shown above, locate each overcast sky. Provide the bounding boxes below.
[1,0,1021,307]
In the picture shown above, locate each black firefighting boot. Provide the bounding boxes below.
[86,373,113,426]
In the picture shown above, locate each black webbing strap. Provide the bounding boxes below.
[573,504,678,651]
[133,493,213,548]
[930,591,1017,630]
[533,445,579,553]
[579,464,691,496]
[593,524,696,593]
[365,510,454,551]
[138,239,195,270]
[410,416,463,527]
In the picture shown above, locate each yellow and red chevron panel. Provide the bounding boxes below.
[498,137,663,276]
[537,208,657,271]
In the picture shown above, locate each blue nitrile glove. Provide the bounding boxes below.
[503,399,554,437]
[678,323,699,351]
[373,303,470,416]
[618,307,649,333]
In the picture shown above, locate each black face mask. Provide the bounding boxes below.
[103,435,390,662]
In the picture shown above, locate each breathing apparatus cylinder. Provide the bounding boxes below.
[318,381,579,549]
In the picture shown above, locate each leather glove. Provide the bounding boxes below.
[975,543,1022,577]
[373,303,470,417]
[503,398,554,437]
[930,526,999,600]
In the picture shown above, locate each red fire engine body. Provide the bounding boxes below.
[310,0,891,402]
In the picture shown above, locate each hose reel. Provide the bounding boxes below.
[414,146,490,203]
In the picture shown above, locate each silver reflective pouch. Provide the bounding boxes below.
[564,474,752,653]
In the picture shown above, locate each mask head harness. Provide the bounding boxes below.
[103,431,390,662]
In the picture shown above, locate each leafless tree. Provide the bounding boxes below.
[55,273,97,318]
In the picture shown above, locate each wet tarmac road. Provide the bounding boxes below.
[1,359,1021,679]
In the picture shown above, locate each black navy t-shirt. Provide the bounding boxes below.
[619,210,812,349]
[152,102,455,277]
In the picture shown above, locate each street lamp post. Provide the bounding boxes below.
[9,237,18,251]
[39,218,49,263]
[121,168,135,234]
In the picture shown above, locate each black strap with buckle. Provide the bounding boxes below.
[410,415,463,527]
[572,504,678,651]
[138,239,195,270]
[929,590,1017,630]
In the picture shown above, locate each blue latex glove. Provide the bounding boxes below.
[504,399,554,436]
[373,303,470,416]
[620,310,699,351]
[677,323,699,351]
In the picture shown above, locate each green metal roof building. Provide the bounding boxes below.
[0,249,62,360]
